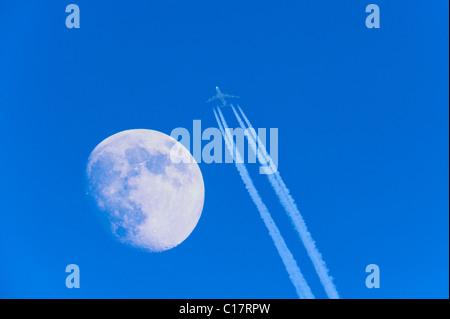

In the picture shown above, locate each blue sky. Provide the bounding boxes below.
[0,0,448,298]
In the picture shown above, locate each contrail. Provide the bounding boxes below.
[232,105,339,299]
[213,107,314,299]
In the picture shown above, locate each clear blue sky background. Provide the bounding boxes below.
[0,1,448,298]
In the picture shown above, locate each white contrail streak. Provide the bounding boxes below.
[232,105,339,299]
[213,107,314,299]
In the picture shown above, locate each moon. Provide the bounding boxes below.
[86,129,205,252]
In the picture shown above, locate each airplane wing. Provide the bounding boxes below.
[222,94,240,99]
[206,96,218,103]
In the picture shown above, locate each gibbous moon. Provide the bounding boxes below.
[86,129,205,252]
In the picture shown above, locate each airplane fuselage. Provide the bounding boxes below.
[215,87,226,106]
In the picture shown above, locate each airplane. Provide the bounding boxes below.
[206,86,239,107]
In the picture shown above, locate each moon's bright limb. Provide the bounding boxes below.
[86,129,205,252]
